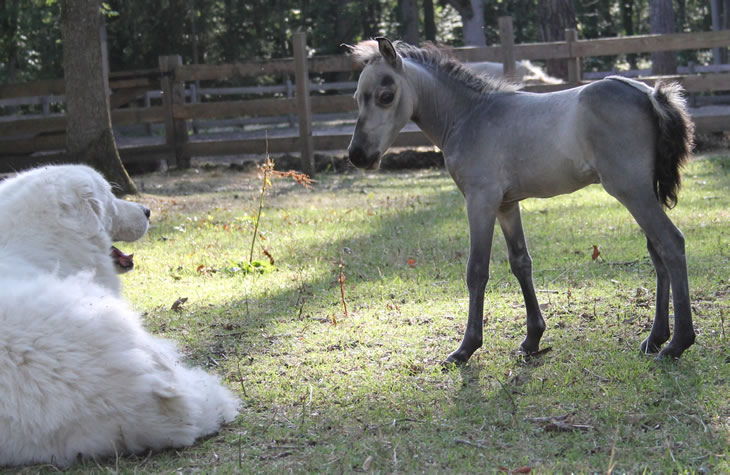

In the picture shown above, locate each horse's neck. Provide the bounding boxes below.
[404,61,471,150]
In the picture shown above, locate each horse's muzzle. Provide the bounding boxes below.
[348,145,381,169]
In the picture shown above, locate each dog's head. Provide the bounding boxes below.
[0,165,150,292]
[51,165,150,243]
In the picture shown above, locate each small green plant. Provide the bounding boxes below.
[223,259,276,275]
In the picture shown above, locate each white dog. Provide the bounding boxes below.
[0,165,239,468]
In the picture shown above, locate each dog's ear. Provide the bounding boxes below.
[57,181,108,238]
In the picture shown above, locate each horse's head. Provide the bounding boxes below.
[347,38,415,170]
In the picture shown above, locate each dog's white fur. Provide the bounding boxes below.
[0,165,239,468]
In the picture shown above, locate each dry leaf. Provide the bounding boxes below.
[591,245,601,261]
[262,248,275,265]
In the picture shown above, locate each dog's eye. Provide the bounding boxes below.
[378,91,395,106]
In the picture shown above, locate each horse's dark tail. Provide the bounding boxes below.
[648,81,695,209]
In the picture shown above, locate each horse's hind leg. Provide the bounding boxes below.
[606,186,695,358]
[497,202,545,354]
[641,239,671,353]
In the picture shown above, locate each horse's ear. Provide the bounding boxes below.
[375,37,402,71]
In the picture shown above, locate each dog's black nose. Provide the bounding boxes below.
[143,207,151,219]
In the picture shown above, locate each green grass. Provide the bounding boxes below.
[15,154,730,473]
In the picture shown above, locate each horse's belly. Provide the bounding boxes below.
[504,159,599,201]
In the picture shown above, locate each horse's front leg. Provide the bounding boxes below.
[445,194,499,364]
[497,202,545,354]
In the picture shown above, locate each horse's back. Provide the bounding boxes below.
[577,77,654,122]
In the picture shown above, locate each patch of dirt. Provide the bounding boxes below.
[185,147,445,175]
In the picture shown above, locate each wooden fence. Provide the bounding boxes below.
[2,16,730,173]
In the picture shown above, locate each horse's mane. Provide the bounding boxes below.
[349,40,519,95]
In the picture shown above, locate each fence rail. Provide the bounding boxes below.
[2,17,730,173]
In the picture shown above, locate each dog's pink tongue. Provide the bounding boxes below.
[111,246,134,270]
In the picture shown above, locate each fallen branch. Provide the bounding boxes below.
[527,414,570,423]
[605,260,641,266]
[544,420,594,432]
[455,438,488,449]
[584,367,610,383]
[527,413,593,432]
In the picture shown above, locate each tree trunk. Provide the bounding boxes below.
[676,0,686,31]
[423,0,436,42]
[361,0,381,40]
[724,0,730,63]
[189,0,199,65]
[462,0,485,46]
[336,0,355,46]
[537,0,577,81]
[650,0,678,74]
[2,0,20,115]
[61,0,136,195]
[710,0,729,63]
[189,0,201,134]
[398,0,420,45]
[444,0,485,46]
[620,0,638,69]
[4,0,20,83]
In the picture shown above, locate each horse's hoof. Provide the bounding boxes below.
[442,352,469,367]
[639,338,662,354]
[519,345,552,360]
[519,342,539,355]
[656,343,688,360]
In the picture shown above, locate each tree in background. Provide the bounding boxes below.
[709,0,729,63]
[399,0,420,44]
[0,0,20,84]
[424,0,437,42]
[650,0,678,74]
[537,0,577,80]
[619,0,638,69]
[443,0,486,46]
[361,0,382,39]
[61,0,136,194]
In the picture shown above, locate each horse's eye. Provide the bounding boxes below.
[379,91,395,105]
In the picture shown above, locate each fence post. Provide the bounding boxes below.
[498,16,516,80]
[189,83,199,134]
[688,62,698,107]
[293,32,315,177]
[565,28,582,83]
[159,54,190,169]
[285,77,296,127]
